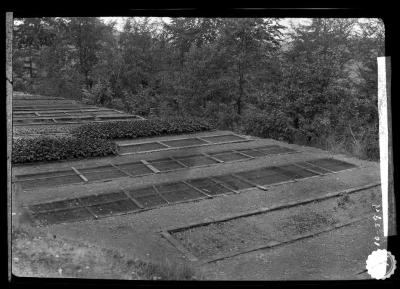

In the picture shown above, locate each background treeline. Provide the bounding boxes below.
[13,17,384,160]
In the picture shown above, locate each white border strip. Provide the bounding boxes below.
[378,56,390,236]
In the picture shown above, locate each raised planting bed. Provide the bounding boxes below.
[14,144,299,189]
[24,157,359,226]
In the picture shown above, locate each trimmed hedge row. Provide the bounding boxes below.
[71,117,214,140]
[13,124,78,136]
[12,136,117,164]
[12,117,213,164]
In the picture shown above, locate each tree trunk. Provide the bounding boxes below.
[29,57,33,79]
[29,47,33,79]
[237,64,244,115]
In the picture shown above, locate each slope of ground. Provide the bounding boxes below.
[11,93,383,280]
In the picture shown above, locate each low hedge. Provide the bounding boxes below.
[12,136,117,164]
[71,117,214,140]
[13,125,78,135]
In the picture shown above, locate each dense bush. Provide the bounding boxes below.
[357,125,380,160]
[71,117,214,140]
[12,136,117,164]
[241,112,297,143]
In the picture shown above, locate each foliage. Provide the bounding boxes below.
[13,17,384,160]
[71,117,214,140]
[12,136,117,164]
[241,110,296,143]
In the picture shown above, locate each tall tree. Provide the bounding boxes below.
[217,18,284,115]
[67,17,109,89]
[13,17,57,80]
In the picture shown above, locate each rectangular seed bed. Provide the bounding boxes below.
[13,102,76,106]
[13,105,82,110]
[38,112,68,115]
[14,118,53,124]
[78,191,127,206]
[52,117,78,121]
[18,174,84,190]
[212,175,255,190]
[126,187,168,208]
[14,169,75,181]
[236,167,282,180]
[235,149,266,157]
[115,162,153,176]
[170,212,278,260]
[35,114,65,117]
[13,119,28,124]
[24,157,359,225]
[187,178,233,196]
[278,165,318,179]
[295,162,330,174]
[33,208,93,226]
[149,159,186,171]
[126,187,158,198]
[81,170,128,182]
[134,194,168,208]
[155,182,206,203]
[255,173,293,186]
[307,158,357,172]
[161,138,208,147]
[98,115,140,120]
[119,142,168,154]
[29,199,81,214]
[201,134,247,143]
[236,167,292,185]
[209,151,251,162]
[174,155,219,167]
[91,111,124,115]
[78,165,118,174]
[13,113,37,117]
[89,199,141,217]
[256,145,296,154]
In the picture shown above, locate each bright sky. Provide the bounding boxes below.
[100,17,312,32]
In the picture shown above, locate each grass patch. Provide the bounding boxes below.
[12,225,200,280]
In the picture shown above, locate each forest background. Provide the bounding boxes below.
[13,17,384,160]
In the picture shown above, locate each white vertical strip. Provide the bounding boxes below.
[377,57,389,237]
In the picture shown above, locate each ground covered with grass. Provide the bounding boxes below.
[12,225,200,280]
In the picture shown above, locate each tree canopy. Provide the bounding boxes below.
[13,17,384,160]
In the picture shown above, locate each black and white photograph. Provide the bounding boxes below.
[6,9,397,282]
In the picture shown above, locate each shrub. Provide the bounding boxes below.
[71,117,214,140]
[81,80,113,105]
[355,125,380,160]
[12,136,117,164]
[241,111,296,143]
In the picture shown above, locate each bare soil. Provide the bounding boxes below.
[172,187,380,260]
[12,224,199,280]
